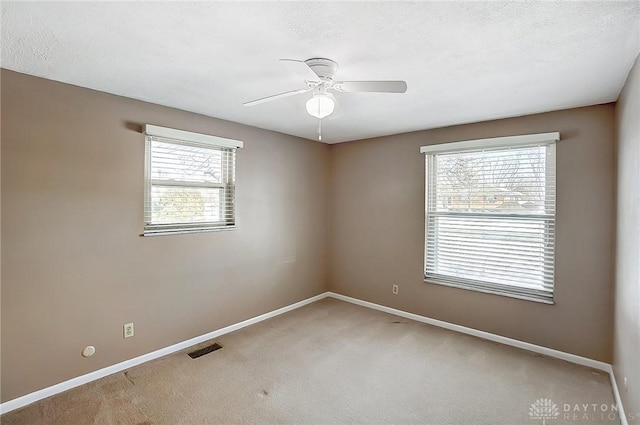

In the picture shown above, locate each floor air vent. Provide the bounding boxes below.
[188,342,223,359]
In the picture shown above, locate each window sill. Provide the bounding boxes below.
[423,278,554,305]
[141,226,236,237]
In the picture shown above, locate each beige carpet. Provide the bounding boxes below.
[1,298,618,425]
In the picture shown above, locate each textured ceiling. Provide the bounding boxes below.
[2,2,639,144]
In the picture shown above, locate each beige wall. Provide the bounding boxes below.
[614,53,640,418]
[329,105,616,362]
[0,70,330,402]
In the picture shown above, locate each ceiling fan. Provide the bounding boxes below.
[243,58,407,140]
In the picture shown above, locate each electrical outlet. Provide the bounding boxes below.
[392,284,399,295]
[123,323,134,339]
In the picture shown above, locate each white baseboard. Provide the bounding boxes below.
[2,290,627,422]
[326,292,610,372]
[608,365,629,425]
[0,292,329,414]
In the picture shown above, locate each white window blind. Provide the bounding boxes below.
[422,133,558,303]
[143,125,242,236]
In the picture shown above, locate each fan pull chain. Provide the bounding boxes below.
[318,118,322,141]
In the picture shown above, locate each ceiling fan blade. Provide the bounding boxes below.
[280,59,320,82]
[334,81,407,93]
[243,88,311,106]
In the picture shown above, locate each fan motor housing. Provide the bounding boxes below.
[305,58,338,81]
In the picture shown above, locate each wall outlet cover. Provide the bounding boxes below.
[123,323,134,338]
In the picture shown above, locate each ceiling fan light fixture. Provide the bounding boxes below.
[306,93,335,119]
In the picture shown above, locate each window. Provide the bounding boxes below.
[421,133,559,303]
[143,125,243,236]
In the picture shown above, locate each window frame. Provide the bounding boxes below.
[420,132,559,304]
[142,125,243,236]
